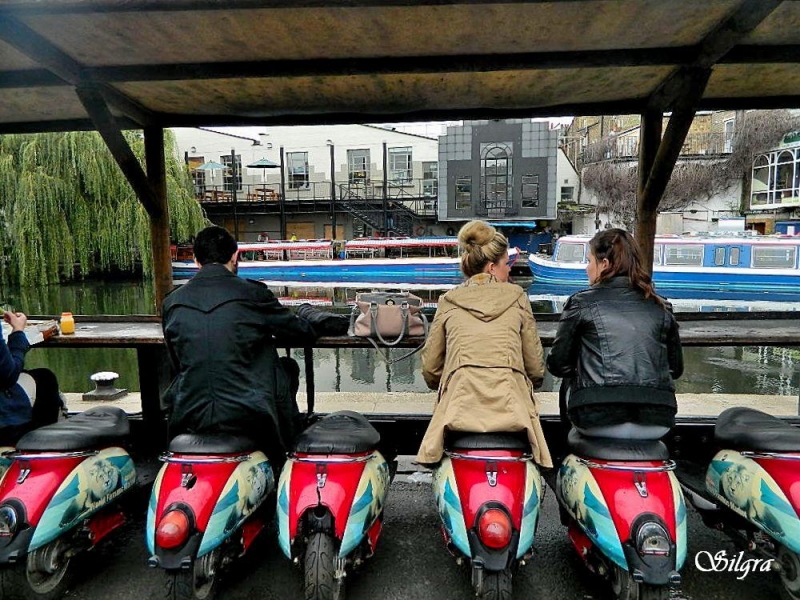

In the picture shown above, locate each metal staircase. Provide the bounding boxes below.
[337,184,417,236]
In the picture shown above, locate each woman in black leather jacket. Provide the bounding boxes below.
[546,229,683,440]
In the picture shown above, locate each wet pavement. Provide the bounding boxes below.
[58,473,782,600]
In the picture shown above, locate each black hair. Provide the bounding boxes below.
[193,225,237,266]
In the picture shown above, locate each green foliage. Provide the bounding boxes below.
[0,130,208,286]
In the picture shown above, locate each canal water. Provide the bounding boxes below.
[1,279,798,400]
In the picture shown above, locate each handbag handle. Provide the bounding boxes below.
[369,302,408,346]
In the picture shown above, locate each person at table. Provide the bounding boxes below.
[162,225,317,466]
[0,310,64,445]
[547,228,683,439]
[416,220,552,469]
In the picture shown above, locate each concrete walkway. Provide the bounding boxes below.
[64,390,800,417]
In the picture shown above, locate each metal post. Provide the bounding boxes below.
[329,143,337,240]
[382,141,389,236]
[279,146,287,240]
[231,148,239,240]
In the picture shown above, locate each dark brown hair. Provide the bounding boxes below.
[589,228,664,306]
[458,220,509,277]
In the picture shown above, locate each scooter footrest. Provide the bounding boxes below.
[168,434,258,454]
[715,407,800,452]
[446,432,529,451]
[294,411,380,454]
[567,429,669,461]
[16,406,129,452]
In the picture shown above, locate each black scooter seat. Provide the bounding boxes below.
[446,432,529,451]
[294,411,380,454]
[169,434,258,455]
[17,407,130,452]
[567,429,669,461]
[715,407,800,452]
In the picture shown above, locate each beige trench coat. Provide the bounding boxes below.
[416,274,553,468]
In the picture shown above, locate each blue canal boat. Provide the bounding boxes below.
[172,237,519,284]
[528,233,800,293]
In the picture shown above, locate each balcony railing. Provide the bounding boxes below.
[581,131,732,165]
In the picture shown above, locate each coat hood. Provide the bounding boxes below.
[443,275,526,322]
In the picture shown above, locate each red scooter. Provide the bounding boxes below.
[0,406,136,599]
[553,429,686,600]
[432,432,543,599]
[277,411,393,600]
[146,433,275,600]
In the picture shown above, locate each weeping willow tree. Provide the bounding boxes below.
[0,130,208,287]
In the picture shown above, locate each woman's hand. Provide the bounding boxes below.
[3,311,27,333]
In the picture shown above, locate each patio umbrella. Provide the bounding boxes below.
[194,160,228,183]
[247,157,280,183]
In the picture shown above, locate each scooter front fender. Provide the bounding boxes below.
[706,449,800,554]
[30,447,136,551]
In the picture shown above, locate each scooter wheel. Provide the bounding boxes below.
[638,585,670,600]
[166,552,219,600]
[779,546,800,600]
[611,566,670,600]
[304,532,343,600]
[0,559,72,600]
[478,570,512,600]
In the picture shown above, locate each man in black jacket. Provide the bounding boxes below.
[162,226,316,463]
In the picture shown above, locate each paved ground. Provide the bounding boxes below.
[57,475,783,600]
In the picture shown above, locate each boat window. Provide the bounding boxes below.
[751,246,797,269]
[556,243,586,263]
[714,247,726,266]
[653,244,662,265]
[664,245,703,266]
[729,247,740,266]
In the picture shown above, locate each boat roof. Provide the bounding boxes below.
[238,240,333,251]
[556,234,800,246]
[344,237,458,249]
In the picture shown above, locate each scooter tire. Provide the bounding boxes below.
[304,532,342,600]
[0,560,73,600]
[638,585,670,600]
[166,558,218,600]
[478,570,513,600]
[779,546,800,600]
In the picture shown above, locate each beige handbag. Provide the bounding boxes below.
[348,291,429,346]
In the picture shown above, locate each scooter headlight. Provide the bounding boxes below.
[478,508,512,550]
[156,509,191,549]
[636,522,670,556]
[0,505,18,537]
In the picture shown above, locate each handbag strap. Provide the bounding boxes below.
[369,302,408,346]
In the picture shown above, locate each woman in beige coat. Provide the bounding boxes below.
[416,221,552,468]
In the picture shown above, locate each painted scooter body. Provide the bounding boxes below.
[147,433,274,599]
[277,411,392,600]
[554,430,686,600]
[677,407,800,600]
[433,432,542,599]
[0,406,136,598]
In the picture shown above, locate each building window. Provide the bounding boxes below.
[723,119,734,153]
[388,147,412,184]
[188,156,206,196]
[455,176,472,210]
[221,154,242,192]
[750,148,800,208]
[347,149,370,185]
[751,246,796,269]
[522,175,539,208]
[287,151,309,189]
[481,142,512,213]
[422,162,438,197]
[664,245,703,266]
[560,185,574,203]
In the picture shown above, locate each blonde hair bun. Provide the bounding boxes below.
[458,220,496,250]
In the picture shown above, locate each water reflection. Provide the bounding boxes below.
[1,280,798,399]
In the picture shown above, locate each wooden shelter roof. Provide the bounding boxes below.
[1,0,799,134]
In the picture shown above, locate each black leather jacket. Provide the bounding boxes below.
[546,277,683,427]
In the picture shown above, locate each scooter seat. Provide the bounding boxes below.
[168,434,258,455]
[294,411,380,454]
[16,406,129,452]
[446,432,529,451]
[567,429,669,461]
[715,407,800,452]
